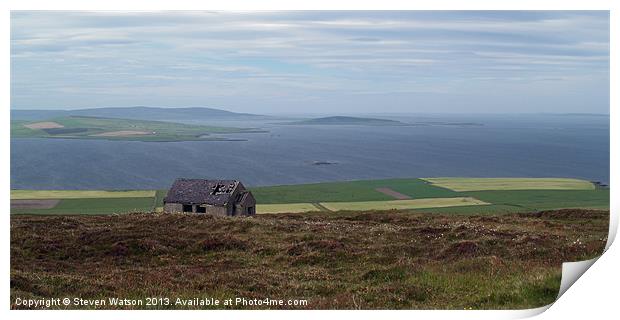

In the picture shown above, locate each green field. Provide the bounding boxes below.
[11,116,265,142]
[422,177,594,192]
[410,204,527,215]
[251,178,458,204]
[320,197,489,212]
[11,177,609,215]
[465,189,610,211]
[404,189,609,214]
[11,197,154,215]
[11,190,160,215]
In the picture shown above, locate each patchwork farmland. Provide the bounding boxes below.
[10,178,609,215]
[10,190,155,215]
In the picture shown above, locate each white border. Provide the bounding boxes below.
[1,0,617,10]
[1,1,616,319]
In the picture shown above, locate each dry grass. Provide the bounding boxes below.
[256,203,320,214]
[10,209,608,310]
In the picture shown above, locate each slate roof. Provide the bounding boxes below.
[164,179,240,206]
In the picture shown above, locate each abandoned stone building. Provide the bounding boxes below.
[163,178,256,216]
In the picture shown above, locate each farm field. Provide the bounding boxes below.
[409,204,527,215]
[10,177,609,215]
[422,177,595,192]
[11,198,154,215]
[11,116,266,142]
[10,209,609,309]
[405,189,610,214]
[250,178,459,204]
[256,203,320,214]
[465,189,610,211]
[320,197,488,212]
[256,198,488,214]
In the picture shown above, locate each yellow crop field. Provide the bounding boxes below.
[422,178,594,192]
[256,203,320,214]
[320,197,488,211]
[11,190,156,200]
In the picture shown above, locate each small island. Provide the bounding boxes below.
[285,116,408,126]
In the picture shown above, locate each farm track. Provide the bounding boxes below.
[375,187,412,200]
[10,199,60,209]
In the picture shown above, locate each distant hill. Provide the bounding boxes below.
[11,107,265,121]
[11,115,266,142]
[287,116,408,126]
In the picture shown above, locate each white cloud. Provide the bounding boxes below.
[10,11,609,113]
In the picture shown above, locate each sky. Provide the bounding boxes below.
[10,11,610,114]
